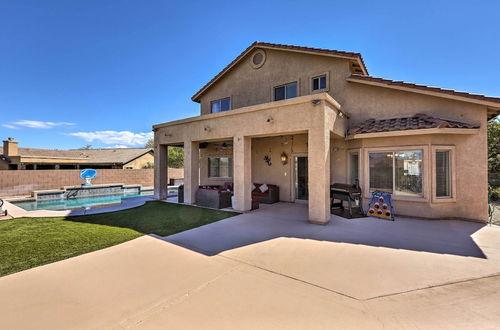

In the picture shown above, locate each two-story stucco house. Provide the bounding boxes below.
[153,42,500,224]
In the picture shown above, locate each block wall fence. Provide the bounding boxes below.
[0,168,183,197]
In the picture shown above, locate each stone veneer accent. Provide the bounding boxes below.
[0,168,183,197]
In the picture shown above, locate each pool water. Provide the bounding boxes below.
[12,191,157,211]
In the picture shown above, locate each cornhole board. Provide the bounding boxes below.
[367,191,395,221]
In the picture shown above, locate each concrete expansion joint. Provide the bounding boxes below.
[217,254,358,300]
[217,254,500,302]
[364,272,500,301]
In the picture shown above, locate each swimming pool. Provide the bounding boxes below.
[11,191,157,211]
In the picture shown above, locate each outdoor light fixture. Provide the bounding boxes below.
[280,152,288,165]
[311,99,321,105]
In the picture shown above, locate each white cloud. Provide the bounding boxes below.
[3,120,75,129]
[67,130,153,147]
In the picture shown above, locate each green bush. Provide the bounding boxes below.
[491,187,500,201]
[489,172,500,188]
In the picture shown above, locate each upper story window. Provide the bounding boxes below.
[312,75,327,91]
[211,97,231,113]
[274,82,297,101]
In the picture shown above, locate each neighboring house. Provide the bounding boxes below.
[0,138,154,170]
[153,42,500,224]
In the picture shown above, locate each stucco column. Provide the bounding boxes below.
[308,127,331,224]
[183,141,199,204]
[154,144,169,200]
[233,136,252,211]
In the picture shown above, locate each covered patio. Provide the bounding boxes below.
[153,93,347,224]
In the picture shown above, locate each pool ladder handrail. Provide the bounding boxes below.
[65,189,81,199]
[0,198,7,216]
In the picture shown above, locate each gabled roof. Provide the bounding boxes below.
[0,147,153,164]
[347,74,500,119]
[348,113,479,136]
[191,41,368,102]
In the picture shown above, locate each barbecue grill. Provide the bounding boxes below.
[330,182,363,217]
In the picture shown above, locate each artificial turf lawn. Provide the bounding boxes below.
[0,201,239,277]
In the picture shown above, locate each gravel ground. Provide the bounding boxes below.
[492,202,500,226]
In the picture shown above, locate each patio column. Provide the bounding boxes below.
[183,141,199,204]
[308,127,331,224]
[154,144,169,200]
[233,135,252,211]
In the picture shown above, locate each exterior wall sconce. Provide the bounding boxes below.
[280,152,288,165]
[311,99,321,105]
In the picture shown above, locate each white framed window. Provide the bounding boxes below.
[431,146,456,202]
[312,75,327,91]
[368,150,424,197]
[211,97,231,113]
[208,157,233,178]
[274,82,297,101]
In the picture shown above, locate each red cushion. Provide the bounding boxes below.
[252,191,268,197]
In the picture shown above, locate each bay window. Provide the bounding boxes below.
[369,150,423,197]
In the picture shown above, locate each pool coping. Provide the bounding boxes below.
[2,196,156,219]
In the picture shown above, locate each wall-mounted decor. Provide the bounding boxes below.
[280,152,288,165]
[263,155,272,166]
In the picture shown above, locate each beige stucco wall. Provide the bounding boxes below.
[340,83,488,222]
[251,135,308,202]
[198,49,350,115]
[123,152,154,169]
[155,48,490,222]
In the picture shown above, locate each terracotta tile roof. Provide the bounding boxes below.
[0,147,153,164]
[348,74,500,105]
[347,113,479,136]
[191,42,368,102]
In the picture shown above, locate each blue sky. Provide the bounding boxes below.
[1,0,499,149]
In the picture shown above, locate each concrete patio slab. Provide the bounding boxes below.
[164,202,500,299]
[1,202,500,329]
[0,236,239,330]
[133,263,378,329]
[133,266,500,330]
